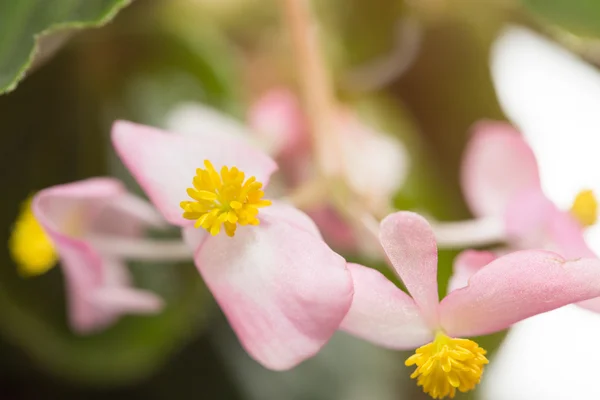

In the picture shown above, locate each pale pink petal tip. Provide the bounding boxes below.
[379,211,439,327]
[461,120,541,218]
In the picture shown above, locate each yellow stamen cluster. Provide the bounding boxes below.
[570,189,597,227]
[406,332,488,399]
[181,160,272,237]
[9,198,57,276]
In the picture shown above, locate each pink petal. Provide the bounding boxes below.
[51,237,107,333]
[259,201,322,238]
[35,178,125,232]
[548,210,596,259]
[504,188,595,259]
[447,250,497,293]
[439,251,600,337]
[461,121,541,218]
[85,259,164,329]
[111,120,278,226]
[379,212,440,328]
[307,205,357,252]
[577,297,600,313]
[340,263,433,349]
[192,205,353,370]
[182,226,210,251]
[33,178,163,333]
[248,88,309,157]
[98,192,168,231]
[504,187,556,247]
[90,285,164,314]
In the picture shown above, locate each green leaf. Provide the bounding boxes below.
[0,0,131,94]
[521,0,600,37]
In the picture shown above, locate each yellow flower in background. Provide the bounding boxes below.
[9,196,57,276]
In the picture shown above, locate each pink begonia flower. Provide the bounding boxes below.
[31,178,166,333]
[459,120,595,260]
[460,122,600,317]
[471,25,600,400]
[339,211,600,399]
[111,119,353,370]
[249,88,408,254]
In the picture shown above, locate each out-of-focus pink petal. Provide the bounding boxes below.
[447,250,497,293]
[96,258,163,313]
[101,192,167,229]
[340,263,433,349]
[248,88,308,157]
[337,110,408,209]
[192,208,353,370]
[90,286,164,314]
[33,178,163,333]
[439,251,600,337]
[461,121,541,218]
[504,187,555,246]
[548,210,596,259]
[504,188,594,259]
[379,212,439,328]
[50,237,106,333]
[111,120,278,226]
[309,206,384,259]
[307,205,356,250]
[503,185,593,258]
[35,178,125,234]
[32,179,126,319]
[90,192,167,239]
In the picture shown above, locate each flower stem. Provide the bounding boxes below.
[89,236,193,262]
[428,216,506,249]
[281,0,340,177]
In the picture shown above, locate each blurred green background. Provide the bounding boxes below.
[1,0,597,398]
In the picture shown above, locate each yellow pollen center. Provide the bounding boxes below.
[9,197,57,277]
[405,332,488,399]
[570,189,597,227]
[180,160,272,237]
